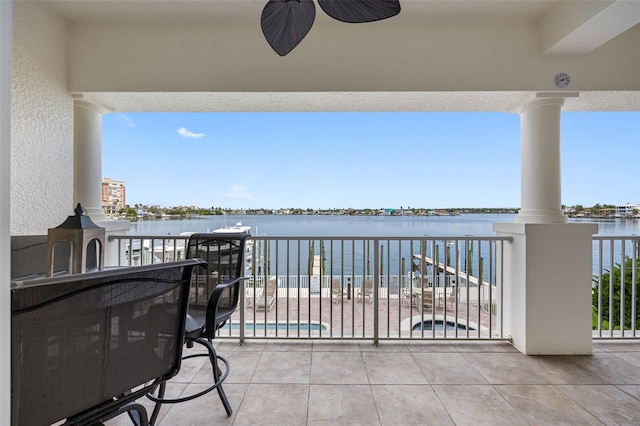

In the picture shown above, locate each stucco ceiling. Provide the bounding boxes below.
[42,0,640,112]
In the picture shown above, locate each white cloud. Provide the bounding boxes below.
[177,127,205,138]
[118,114,135,127]
[226,185,253,199]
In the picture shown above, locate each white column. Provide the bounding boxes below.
[73,98,131,267]
[494,92,597,355]
[0,2,12,424]
[73,98,111,222]
[516,96,567,224]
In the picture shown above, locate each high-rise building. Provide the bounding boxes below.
[102,178,126,216]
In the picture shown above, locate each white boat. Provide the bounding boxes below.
[146,222,259,276]
[212,222,256,277]
[212,221,252,235]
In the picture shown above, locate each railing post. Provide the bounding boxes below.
[373,239,379,346]
[239,279,246,345]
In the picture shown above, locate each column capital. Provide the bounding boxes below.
[513,92,579,114]
[72,94,115,114]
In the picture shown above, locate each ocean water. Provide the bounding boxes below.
[127,213,639,237]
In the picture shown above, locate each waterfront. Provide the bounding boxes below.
[124,214,639,278]
[127,213,640,237]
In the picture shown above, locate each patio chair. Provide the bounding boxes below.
[443,286,458,309]
[331,278,347,303]
[415,288,434,312]
[148,232,249,418]
[245,284,263,308]
[357,279,374,303]
[255,277,278,311]
[11,259,204,426]
[401,283,415,306]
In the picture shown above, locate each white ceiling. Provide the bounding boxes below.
[79,90,640,113]
[39,0,640,112]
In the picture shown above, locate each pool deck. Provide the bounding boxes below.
[105,340,640,425]
[236,291,497,339]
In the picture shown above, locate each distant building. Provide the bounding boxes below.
[102,178,126,216]
[615,203,640,217]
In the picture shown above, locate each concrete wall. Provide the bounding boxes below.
[12,2,73,235]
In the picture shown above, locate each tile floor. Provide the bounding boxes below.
[108,339,640,425]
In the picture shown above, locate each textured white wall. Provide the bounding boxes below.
[1,2,12,424]
[12,2,73,235]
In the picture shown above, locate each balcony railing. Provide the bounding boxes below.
[110,234,508,343]
[592,235,640,339]
[108,234,640,342]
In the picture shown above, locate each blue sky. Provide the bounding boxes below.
[102,111,639,209]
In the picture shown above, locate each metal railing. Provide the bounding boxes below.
[109,234,190,266]
[110,234,510,343]
[109,233,640,341]
[592,235,640,339]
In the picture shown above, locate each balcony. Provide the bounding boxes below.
[104,339,640,425]
[98,234,640,422]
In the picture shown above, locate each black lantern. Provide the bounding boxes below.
[46,203,105,276]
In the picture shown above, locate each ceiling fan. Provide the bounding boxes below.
[261,0,401,56]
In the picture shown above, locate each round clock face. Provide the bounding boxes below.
[554,72,570,88]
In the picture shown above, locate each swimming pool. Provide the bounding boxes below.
[400,315,480,334]
[411,319,473,331]
[220,321,329,332]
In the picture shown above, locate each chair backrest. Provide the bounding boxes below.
[185,232,249,337]
[186,232,249,306]
[419,288,434,307]
[11,259,206,426]
[266,277,278,296]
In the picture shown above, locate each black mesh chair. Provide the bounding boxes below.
[11,259,205,426]
[148,232,249,417]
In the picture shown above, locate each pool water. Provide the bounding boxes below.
[222,322,328,331]
[412,320,473,331]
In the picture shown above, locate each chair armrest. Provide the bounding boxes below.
[203,277,248,338]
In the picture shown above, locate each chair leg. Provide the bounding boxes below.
[206,339,233,416]
[146,338,233,417]
[125,402,150,426]
[148,382,166,425]
[98,401,149,426]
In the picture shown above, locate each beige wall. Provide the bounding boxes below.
[12,2,73,235]
[67,20,639,94]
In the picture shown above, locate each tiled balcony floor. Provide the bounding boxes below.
[108,340,640,425]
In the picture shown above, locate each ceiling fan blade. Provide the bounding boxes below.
[318,0,400,23]
[261,0,316,56]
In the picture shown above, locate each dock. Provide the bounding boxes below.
[412,254,487,287]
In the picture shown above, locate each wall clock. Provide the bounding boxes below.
[554,72,570,88]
